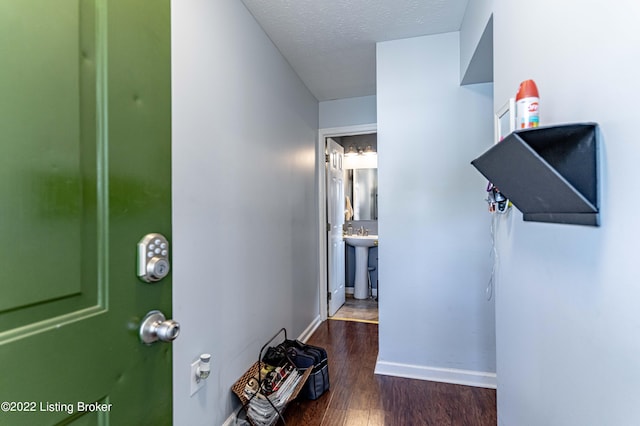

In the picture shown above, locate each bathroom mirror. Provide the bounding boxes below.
[352,168,377,220]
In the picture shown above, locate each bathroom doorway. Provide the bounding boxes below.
[317,123,378,324]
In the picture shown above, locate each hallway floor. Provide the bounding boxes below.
[282,320,497,426]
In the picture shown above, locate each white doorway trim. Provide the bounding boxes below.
[317,123,377,321]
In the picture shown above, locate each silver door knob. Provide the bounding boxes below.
[139,310,180,344]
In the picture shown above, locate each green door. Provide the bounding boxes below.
[0,0,172,424]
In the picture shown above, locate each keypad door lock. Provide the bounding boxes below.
[138,233,170,282]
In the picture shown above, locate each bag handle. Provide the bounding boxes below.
[259,327,288,368]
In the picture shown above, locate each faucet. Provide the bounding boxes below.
[357,226,367,236]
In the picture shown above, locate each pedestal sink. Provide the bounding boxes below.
[344,235,378,299]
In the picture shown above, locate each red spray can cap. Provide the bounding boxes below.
[516,79,539,100]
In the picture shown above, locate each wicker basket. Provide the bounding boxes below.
[232,361,311,425]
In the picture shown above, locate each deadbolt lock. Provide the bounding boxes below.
[138,233,170,282]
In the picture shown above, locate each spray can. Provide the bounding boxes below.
[515,79,539,129]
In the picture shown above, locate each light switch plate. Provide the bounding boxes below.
[190,359,206,396]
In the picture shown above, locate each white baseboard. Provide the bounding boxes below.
[297,315,322,343]
[222,411,237,426]
[374,359,497,389]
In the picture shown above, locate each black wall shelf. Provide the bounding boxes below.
[471,123,600,226]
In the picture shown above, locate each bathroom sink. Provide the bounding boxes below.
[344,235,378,248]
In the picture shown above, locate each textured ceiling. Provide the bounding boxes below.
[241,0,469,101]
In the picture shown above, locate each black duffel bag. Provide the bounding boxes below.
[283,340,330,400]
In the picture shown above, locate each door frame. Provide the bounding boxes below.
[317,123,377,321]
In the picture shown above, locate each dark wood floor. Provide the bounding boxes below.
[282,320,496,426]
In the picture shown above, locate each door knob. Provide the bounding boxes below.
[139,310,180,344]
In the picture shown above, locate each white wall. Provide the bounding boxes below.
[493,1,640,425]
[375,32,496,386]
[459,0,493,83]
[319,95,377,129]
[171,1,319,425]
